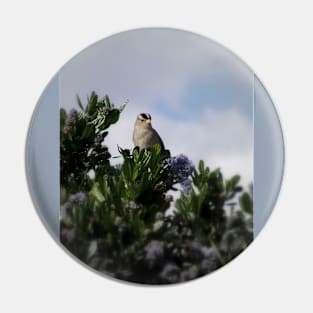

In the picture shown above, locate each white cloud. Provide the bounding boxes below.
[59,28,254,190]
[59,28,252,114]
[106,105,253,189]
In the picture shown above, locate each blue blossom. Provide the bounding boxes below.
[166,154,194,194]
[68,109,78,121]
[181,178,192,194]
[69,192,86,203]
[144,240,164,262]
[160,262,180,283]
[61,202,72,217]
[63,109,78,133]
[62,201,72,211]
[166,154,194,180]
[180,265,199,281]
[63,125,72,134]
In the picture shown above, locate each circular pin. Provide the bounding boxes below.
[26,28,284,285]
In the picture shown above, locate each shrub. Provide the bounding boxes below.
[60,92,253,284]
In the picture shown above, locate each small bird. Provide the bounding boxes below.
[133,113,165,150]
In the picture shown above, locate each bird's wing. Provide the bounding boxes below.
[151,128,165,150]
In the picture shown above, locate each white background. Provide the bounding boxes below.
[0,1,312,312]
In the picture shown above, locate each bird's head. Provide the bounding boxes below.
[136,113,152,127]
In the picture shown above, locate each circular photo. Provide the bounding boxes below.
[27,28,283,285]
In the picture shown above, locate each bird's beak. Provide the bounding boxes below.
[145,119,151,125]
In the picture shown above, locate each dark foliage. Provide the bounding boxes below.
[60,92,253,284]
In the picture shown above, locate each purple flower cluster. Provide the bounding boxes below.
[69,192,86,203]
[61,192,86,217]
[144,240,164,263]
[181,179,192,194]
[160,262,180,283]
[166,154,194,194]
[166,154,194,179]
[63,109,78,134]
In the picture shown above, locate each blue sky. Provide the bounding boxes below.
[59,28,253,187]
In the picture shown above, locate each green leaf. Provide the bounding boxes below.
[103,109,120,129]
[105,95,110,105]
[119,99,128,112]
[199,160,205,174]
[60,186,67,203]
[122,159,133,181]
[81,124,95,140]
[87,91,98,114]
[239,192,253,214]
[76,95,84,111]
[60,108,67,129]
[132,166,139,181]
[198,182,208,209]
[225,175,241,193]
[90,183,105,203]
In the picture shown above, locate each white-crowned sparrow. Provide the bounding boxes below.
[133,113,165,150]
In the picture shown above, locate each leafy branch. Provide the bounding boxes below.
[60,92,253,284]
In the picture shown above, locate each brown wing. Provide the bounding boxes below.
[150,128,165,150]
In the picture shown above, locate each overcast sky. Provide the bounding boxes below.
[59,28,253,188]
